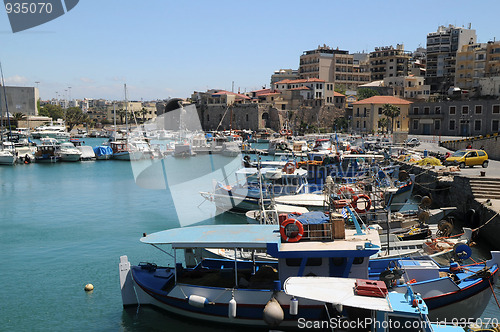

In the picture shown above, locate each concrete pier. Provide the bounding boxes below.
[397,161,500,250]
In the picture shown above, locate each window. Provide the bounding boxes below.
[478,151,486,157]
[435,106,441,114]
[493,105,500,114]
[424,107,430,115]
[246,114,249,122]
[492,120,499,131]
[378,107,382,115]
[413,107,419,115]
[363,108,367,117]
[475,105,482,114]
[413,120,418,130]
[207,114,210,121]
[462,105,469,114]
[449,106,456,115]
[449,120,456,130]
[286,258,322,267]
[435,120,441,130]
[474,120,481,131]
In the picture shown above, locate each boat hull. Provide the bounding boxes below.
[126,264,326,328]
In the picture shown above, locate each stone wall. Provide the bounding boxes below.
[440,133,500,161]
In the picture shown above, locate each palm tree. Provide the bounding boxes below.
[382,103,401,133]
[117,109,125,124]
[12,112,25,127]
[378,117,390,134]
[140,107,148,123]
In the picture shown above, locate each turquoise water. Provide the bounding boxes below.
[0,138,499,331]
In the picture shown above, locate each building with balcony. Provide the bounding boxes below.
[369,44,411,81]
[425,24,477,94]
[384,76,431,100]
[270,69,299,85]
[352,95,411,133]
[299,44,370,90]
[409,100,500,136]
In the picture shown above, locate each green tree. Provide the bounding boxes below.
[333,117,349,132]
[140,107,148,123]
[65,107,89,132]
[39,104,65,120]
[357,88,379,101]
[117,109,125,124]
[377,117,390,134]
[382,103,401,133]
[334,84,347,95]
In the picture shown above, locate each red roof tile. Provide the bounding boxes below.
[333,91,345,97]
[289,86,310,90]
[352,95,412,105]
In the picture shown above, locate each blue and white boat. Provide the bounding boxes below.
[204,165,311,212]
[119,222,381,328]
[119,217,499,327]
[284,277,466,332]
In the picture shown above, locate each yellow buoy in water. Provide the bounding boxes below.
[84,284,94,292]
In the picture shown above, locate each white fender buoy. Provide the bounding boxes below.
[84,283,94,292]
[335,303,343,313]
[228,296,237,318]
[290,297,298,316]
[263,297,284,327]
[188,295,209,308]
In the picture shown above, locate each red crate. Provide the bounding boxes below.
[354,279,388,298]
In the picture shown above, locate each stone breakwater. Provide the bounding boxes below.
[396,161,500,250]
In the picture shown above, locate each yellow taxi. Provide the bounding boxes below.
[445,149,488,168]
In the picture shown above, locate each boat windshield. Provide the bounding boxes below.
[451,150,467,157]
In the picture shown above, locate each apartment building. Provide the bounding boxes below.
[369,44,411,81]
[272,78,336,107]
[384,76,430,100]
[425,24,477,93]
[270,69,299,85]
[299,45,370,90]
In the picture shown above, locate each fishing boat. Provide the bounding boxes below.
[202,164,310,212]
[284,276,466,332]
[119,215,498,327]
[110,140,143,161]
[119,220,381,328]
[34,137,60,163]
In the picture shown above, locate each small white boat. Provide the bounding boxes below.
[57,142,82,162]
[0,148,16,165]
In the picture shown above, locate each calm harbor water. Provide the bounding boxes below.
[0,138,498,331]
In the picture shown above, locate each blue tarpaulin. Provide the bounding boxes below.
[93,146,113,157]
[289,211,329,225]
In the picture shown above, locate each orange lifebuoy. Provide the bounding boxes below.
[351,194,371,214]
[283,161,296,174]
[280,219,304,243]
[337,186,355,198]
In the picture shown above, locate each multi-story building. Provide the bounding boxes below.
[409,100,500,136]
[270,69,299,85]
[369,44,411,81]
[384,76,431,100]
[352,96,412,133]
[425,24,477,94]
[486,41,500,78]
[272,78,336,107]
[409,47,427,76]
[299,45,370,90]
[455,43,487,91]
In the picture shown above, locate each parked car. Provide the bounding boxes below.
[405,137,420,147]
[444,149,488,168]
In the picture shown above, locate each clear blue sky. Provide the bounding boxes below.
[1,0,499,101]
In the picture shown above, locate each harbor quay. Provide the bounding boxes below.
[397,135,500,250]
